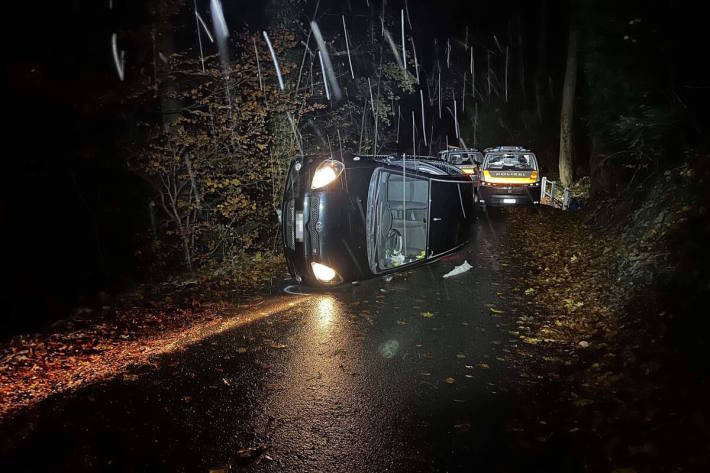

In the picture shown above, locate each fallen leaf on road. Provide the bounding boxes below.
[270,343,287,349]
[396,320,408,325]
[456,353,466,359]
[421,311,434,318]
[237,347,247,354]
[489,307,503,314]
[573,397,594,407]
[477,363,490,369]
[236,444,268,465]
[445,377,455,384]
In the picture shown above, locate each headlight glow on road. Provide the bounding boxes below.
[317,296,335,328]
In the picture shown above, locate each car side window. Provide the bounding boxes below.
[370,170,429,272]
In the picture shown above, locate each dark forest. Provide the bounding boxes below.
[1,1,709,471]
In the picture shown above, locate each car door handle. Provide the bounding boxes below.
[433,217,442,221]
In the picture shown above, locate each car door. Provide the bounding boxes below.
[428,179,468,257]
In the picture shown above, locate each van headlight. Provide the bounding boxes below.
[311,160,345,189]
[311,262,342,284]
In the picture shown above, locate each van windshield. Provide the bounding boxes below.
[366,169,429,272]
[484,153,537,171]
[443,151,482,166]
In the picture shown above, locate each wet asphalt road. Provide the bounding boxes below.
[1,209,569,472]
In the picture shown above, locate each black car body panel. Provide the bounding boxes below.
[429,179,470,256]
[282,153,474,286]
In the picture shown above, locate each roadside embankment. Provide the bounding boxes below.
[497,161,710,471]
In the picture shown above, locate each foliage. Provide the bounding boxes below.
[130,0,428,273]
[0,249,285,417]
[132,30,323,270]
[580,0,684,173]
[608,104,680,163]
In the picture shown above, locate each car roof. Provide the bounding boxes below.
[383,156,465,176]
[291,153,465,176]
[438,147,481,154]
[483,146,532,153]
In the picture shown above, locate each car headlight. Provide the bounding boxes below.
[311,262,341,284]
[311,160,345,190]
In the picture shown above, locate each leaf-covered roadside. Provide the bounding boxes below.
[0,252,286,419]
[495,165,710,471]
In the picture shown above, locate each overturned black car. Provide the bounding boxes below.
[281,153,475,286]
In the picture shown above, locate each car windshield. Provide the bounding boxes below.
[441,151,482,166]
[367,169,429,272]
[448,153,472,165]
[484,153,537,171]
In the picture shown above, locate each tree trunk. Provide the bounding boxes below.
[558,14,578,187]
[517,14,526,103]
[181,233,193,272]
[534,0,548,124]
[154,6,182,132]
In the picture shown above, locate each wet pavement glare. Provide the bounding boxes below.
[1,210,572,472]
